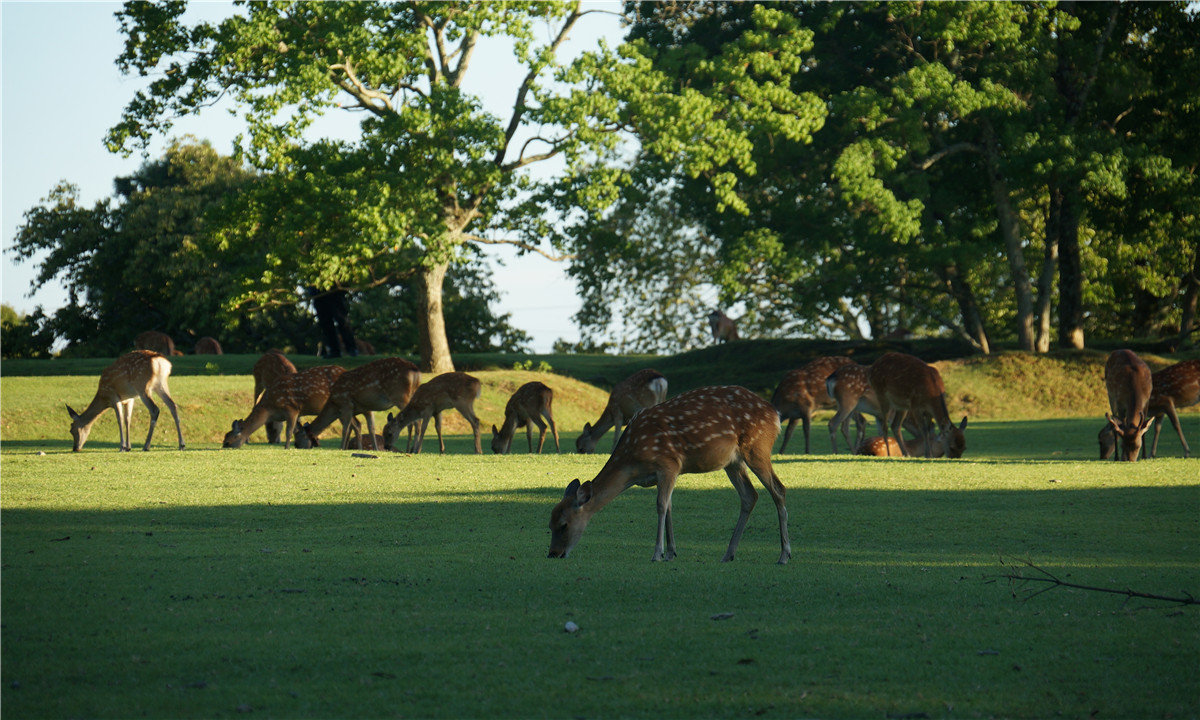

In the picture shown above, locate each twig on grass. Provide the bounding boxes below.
[990,556,1198,607]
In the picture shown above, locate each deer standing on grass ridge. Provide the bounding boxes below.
[223,365,347,449]
[1102,349,1156,462]
[708,310,739,344]
[491,381,560,454]
[771,356,856,454]
[251,350,297,444]
[66,350,185,452]
[576,368,668,454]
[549,385,791,564]
[382,372,483,454]
[869,352,967,458]
[295,357,421,451]
[134,330,175,357]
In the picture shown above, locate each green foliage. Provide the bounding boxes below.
[0,305,54,359]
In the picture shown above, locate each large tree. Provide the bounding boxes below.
[108,1,626,371]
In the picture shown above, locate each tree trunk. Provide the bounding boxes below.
[1178,248,1199,348]
[985,132,1037,352]
[942,263,991,354]
[1056,187,1085,349]
[1036,190,1061,353]
[417,261,455,373]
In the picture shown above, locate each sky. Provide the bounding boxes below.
[1,1,625,354]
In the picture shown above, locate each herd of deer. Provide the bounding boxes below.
[65,345,1196,563]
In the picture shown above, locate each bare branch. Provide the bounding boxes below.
[991,557,1199,607]
[464,233,576,262]
[330,57,394,116]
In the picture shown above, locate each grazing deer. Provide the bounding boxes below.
[771,356,856,454]
[382,372,482,454]
[548,386,791,564]
[251,350,297,444]
[66,350,185,452]
[1104,349,1154,462]
[134,330,175,357]
[869,352,967,458]
[491,381,560,454]
[855,417,969,457]
[825,363,884,454]
[708,310,739,344]
[294,357,421,451]
[1146,359,1200,459]
[194,337,223,354]
[223,365,346,449]
[576,369,668,454]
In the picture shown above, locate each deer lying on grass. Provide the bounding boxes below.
[67,350,185,452]
[856,417,969,457]
[294,357,421,451]
[382,372,482,454]
[708,310,739,343]
[771,356,855,454]
[1103,349,1153,462]
[491,381,559,454]
[251,350,297,444]
[223,365,346,449]
[576,368,668,454]
[549,385,791,564]
[869,352,966,458]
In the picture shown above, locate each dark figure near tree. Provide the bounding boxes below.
[309,287,358,358]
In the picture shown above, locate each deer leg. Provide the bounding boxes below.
[362,412,379,451]
[802,412,813,454]
[653,469,680,562]
[115,400,132,451]
[462,407,482,454]
[530,416,548,454]
[611,411,625,452]
[138,393,160,451]
[544,409,560,453]
[779,418,798,454]
[721,460,760,563]
[744,447,790,564]
[154,387,185,450]
[433,412,446,454]
[851,412,867,452]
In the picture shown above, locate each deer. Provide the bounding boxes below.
[223,365,346,449]
[771,356,856,454]
[194,336,223,354]
[491,381,560,454]
[869,351,967,459]
[1103,349,1154,462]
[708,309,739,344]
[1146,359,1199,459]
[548,385,791,564]
[251,350,297,444]
[855,417,969,457]
[382,372,482,454]
[66,350,185,452]
[576,368,668,454]
[824,363,885,454]
[134,330,175,357]
[294,357,421,451]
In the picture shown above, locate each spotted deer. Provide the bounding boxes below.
[771,356,856,454]
[576,369,668,454]
[869,352,966,458]
[295,357,421,451]
[1146,359,1200,459]
[491,381,559,454]
[708,310,739,344]
[66,350,185,452]
[855,417,969,457]
[549,386,790,564]
[251,350,297,444]
[382,372,482,454]
[223,365,346,449]
[824,363,884,454]
[1103,349,1154,462]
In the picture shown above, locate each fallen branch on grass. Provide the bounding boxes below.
[991,557,1198,607]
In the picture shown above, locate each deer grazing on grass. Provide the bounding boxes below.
[824,363,884,454]
[1146,359,1199,459]
[382,372,482,454]
[869,352,967,458]
[491,381,559,454]
[1103,349,1154,462]
[548,386,791,564]
[855,417,969,457]
[66,350,185,452]
[576,368,668,454]
[294,358,421,451]
[771,356,856,454]
[708,310,739,344]
[223,365,346,449]
[251,350,297,444]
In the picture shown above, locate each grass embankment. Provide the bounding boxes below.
[2,347,1198,718]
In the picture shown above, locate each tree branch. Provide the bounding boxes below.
[991,557,1198,607]
[464,233,576,262]
[912,142,980,171]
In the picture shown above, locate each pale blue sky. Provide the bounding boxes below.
[2,1,623,353]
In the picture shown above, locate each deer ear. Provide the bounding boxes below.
[491,424,499,435]
[582,422,592,433]
[66,404,79,420]
[563,478,581,502]
[387,412,395,422]
[576,480,594,506]
[958,416,969,430]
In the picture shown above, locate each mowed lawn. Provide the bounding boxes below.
[2,372,1198,719]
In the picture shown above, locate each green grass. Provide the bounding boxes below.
[3,352,1199,718]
